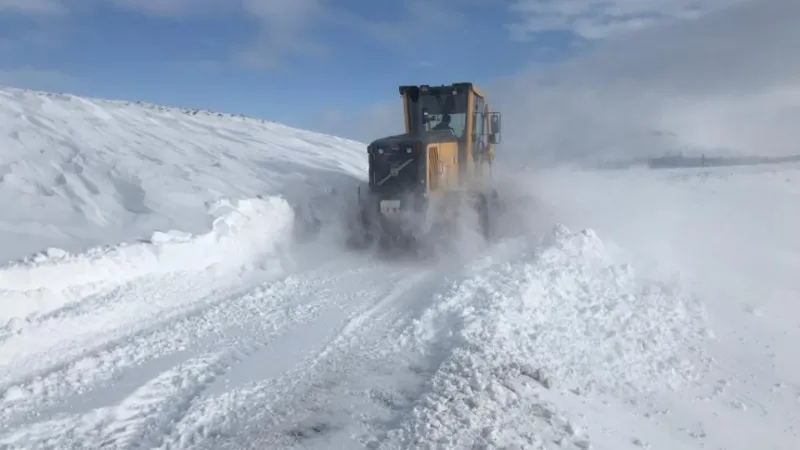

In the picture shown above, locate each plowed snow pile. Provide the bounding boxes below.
[382,225,710,449]
[0,196,294,325]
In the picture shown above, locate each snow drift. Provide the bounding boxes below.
[382,225,710,449]
[0,87,366,263]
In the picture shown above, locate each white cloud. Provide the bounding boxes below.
[214,0,469,68]
[321,0,468,55]
[506,0,746,40]
[0,0,456,70]
[0,0,473,69]
[0,0,329,68]
[234,0,326,69]
[487,0,800,166]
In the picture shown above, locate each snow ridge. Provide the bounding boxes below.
[0,195,294,326]
[383,225,710,449]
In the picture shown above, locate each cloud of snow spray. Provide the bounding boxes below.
[486,0,800,169]
[462,0,800,292]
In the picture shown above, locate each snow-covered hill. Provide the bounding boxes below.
[0,87,366,263]
[0,87,795,450]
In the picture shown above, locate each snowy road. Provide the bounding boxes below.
[0,212,709,450]
[0,240,445,449]
[0,185,504,450]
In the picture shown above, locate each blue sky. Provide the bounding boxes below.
[0,0,742,137]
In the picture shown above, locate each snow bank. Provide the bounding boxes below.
[509,163,800,449]
[0,195,294,324]
[0,87,366,263]
[384,225,710,449]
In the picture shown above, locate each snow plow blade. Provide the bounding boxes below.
[344,185,496,258]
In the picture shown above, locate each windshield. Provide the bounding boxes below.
[405,88,468,139]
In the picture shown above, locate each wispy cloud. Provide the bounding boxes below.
[138,0,331,69]
[1,0,464,70]
[344,0,467,50]
[0,0,65,15]
[505,0,746,40]
[106,0,230,17]
[0,0,331,69]
[234,0,327,70]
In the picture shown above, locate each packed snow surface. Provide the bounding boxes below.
[0,87,797,450]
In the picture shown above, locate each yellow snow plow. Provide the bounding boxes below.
[347,82,503,253]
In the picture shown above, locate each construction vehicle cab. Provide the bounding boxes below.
[350,82,502,251]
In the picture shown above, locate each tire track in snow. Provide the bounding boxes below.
[0,256,386,444]
[158,252,506,449]
[155,265,438,450]
[0,249,350,389]
[312,269,433,361]
[0,270,268,426]
[96,352,230,450]
[0,269,252,386]
[248,245,532,450]
[90,291,331,450]
[0,352,230,450]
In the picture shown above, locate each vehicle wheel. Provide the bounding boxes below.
[469,192,490,241]
[479,195,490,240]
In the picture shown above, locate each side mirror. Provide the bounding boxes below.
[489,112,501,134]
[489,112,501,144]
